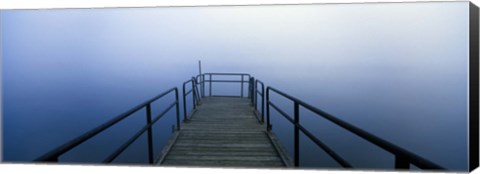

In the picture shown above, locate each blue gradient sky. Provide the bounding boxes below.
[1,2,470,170]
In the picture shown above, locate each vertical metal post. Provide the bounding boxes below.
[395,155,409,169]
[252,77,257,108]
[192,79,196,109]
[175,88,181,130]
[202,74,205,97]
[183,84,187,122]
[266,88,271,131]
[253,79,255,102]
[209,74,212,96]
[198,60,203,97]
[193,78,201,104]
[248,78,251,102]
[198,60,202,77]
[145,104,154,164]
[241,75,244,97]
[261,84,265,123]
[294,102,300,167]
[251,78,253,103]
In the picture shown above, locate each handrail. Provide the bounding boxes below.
[200,73,251,97]
[195,74,205,97]
[183,77,202,121]
[187,73,251,121]
[266,86,445,170]
[249,77,254,105]
[203,73,251,76]
[35,87,181,163]
[254,79,265,123]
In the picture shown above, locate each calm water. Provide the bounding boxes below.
[1,2,469,171]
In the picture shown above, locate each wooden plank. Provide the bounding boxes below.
[158,97,286,168]
[170,146,277,153]
[167,151,279,156]
[178,131,267,136]
[162,160,285,167]
[173,143,273,148]
[176,137,267,141]
[165,155,281,161]
[180,128,264,132]
[266,130,294,167]
[178,134,267,139]
[176,135,270,140]
[155,131,180,164]
[179,130,267,134]
[174,140,273,145]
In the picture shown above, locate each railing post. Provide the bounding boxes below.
[241,74,244,97]
[261,83,265,123]
[183,83,187,122]
[294,102,300,167]
[248,78,251,103]
[193,78,201,104]
[175,88,181,130]
[254,79,256,107]
[209,74,212,96]
[202,74,205,97]
[248,78,251,101]
[395,155,410,169]
[145,104,154,164]
[253,78,257,109]
[192,79,196,109]
[266,88,271,131]
[250,77,254,106]
[253,78,256,106]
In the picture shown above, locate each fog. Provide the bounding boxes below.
[1,2,469,170]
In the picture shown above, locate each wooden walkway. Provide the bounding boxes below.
[157,97,290,168]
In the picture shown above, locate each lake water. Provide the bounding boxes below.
[1,2,469,171]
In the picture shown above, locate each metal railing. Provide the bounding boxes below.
[249,77,255,105]
[184,73,253,122]
[35,88,181,164]
[265,86,445,170]
[253,79,265,123]
[195,73,251,98]
[185,74,444,170]
[184,73,252,122]
[183,77,202,121]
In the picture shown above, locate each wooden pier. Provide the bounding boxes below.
[157,97,291,168]
[34,73,446,171]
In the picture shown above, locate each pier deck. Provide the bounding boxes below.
[158,97,288,168]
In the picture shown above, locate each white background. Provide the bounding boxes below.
[0,0,478,174]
